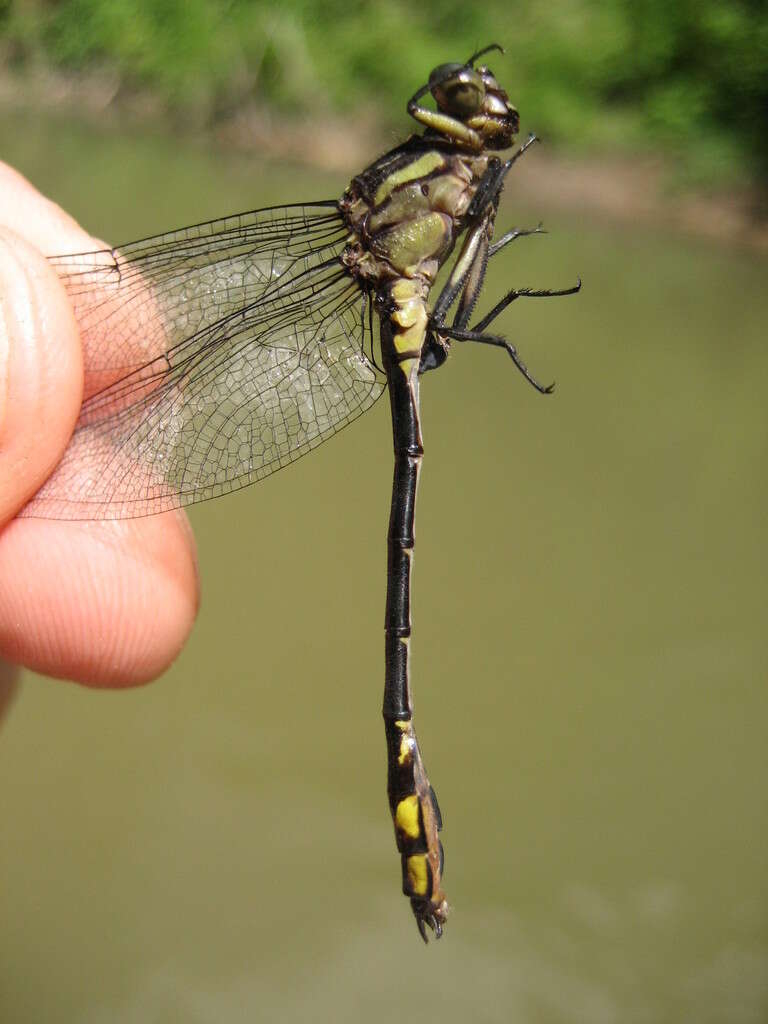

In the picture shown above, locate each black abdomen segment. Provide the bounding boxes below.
[381,288,448,941]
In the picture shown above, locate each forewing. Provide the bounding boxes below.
[22,204,386,520]
[49,202,347,387]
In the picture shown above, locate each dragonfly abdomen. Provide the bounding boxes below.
[379,277,448,941]
[385,718,448,941]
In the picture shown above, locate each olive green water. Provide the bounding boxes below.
[1,114,767,1024]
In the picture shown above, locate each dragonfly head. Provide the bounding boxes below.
[428,47,519,151]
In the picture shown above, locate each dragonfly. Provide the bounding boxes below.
[21,44,580,941]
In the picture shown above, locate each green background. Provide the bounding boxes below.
[2,0,768,186]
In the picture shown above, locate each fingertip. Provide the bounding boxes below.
[0,230,83,523]
[0,162,98,255]
[0,167,200,689]
[0,513,200,687]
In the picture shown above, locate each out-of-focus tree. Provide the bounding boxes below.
[1,0,766,186]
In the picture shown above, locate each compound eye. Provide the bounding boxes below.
[429,65,486,117]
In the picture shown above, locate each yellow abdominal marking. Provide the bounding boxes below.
[392,300,423,328]
[395,717,414,763]
[374,152,445,205]
[395,795,422,839]
[390,278,421,301]
[406,854,429,896]
[393,321,426,355]
[398,732,413,765]
[390,279,427,374]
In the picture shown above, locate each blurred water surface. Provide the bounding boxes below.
[1,112,767,1024]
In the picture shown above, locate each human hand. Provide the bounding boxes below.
[0,162,199,702]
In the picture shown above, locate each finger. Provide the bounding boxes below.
[0,167,200,686]
[0,161,99,255]
[0,231,83,522]
[0,514,199,687]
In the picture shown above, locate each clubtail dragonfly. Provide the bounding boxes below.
[21,44,580,940]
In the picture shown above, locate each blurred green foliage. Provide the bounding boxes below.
[1,0,767,186]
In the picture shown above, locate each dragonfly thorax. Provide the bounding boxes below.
[340,140,491,287]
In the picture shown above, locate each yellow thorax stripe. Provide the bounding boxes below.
[374,152,445,206]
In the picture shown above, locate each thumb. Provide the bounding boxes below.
[0,230,83,524]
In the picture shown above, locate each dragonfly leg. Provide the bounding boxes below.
[429,216,492,332]
[488,222,546,259]
[407,60,528,155]
[466,134,539,220]
[421,216,491,366]
[437,275,580,393]
[439,324,555,394]
[449,222,549,333]
[406,73,484,150]
[472,279,582,334]
[428,136,542,341]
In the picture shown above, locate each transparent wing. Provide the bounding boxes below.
[22,203,386,520]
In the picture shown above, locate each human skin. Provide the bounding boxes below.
[0,161,200,714]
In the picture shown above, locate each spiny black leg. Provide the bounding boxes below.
[450,224,547,332]
[432,220,548,335]
[431,138,544,333]
[430,217,490,328]
[466,134,538,220]
[439,326,555,395]
[504,133,539,172]
[466,157,505,219]
[488,223,545,259]
[473,279,582,334]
